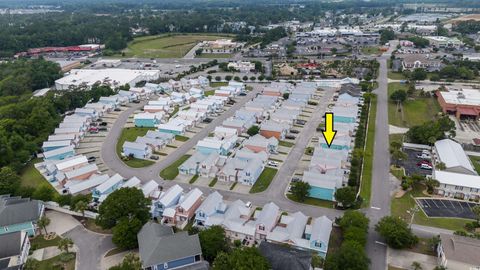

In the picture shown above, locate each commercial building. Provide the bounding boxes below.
[436,88,480,119]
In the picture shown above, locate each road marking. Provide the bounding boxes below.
[375,241,387,246]
[371,206,381,210]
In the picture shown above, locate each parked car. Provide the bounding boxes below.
[99,122,108,126]
[290,129,300,134]
[267,161,279,167]
[296,120,306,125]
[203,118,213,123]
[417,160,432,167]
[416,153,431,159]
[239,92,247,96]
[227,100,236,105]
[245,201,252,208]
[285,135,296,140]
[88,127,99,133]
[150,155,159,160]
[96,118,103,122]
[87,156,96,163]
[420,163,433,170]
[311,136,319,142]
[132,100,140,103]
[114,108,121,112]
[291,177,301,183]
[98,127,108,131]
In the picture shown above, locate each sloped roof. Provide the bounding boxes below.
[0,195,42,227]
[259,242,312,270]
[138,222,201,267]
[435,139,476,174]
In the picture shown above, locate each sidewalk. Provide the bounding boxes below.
[388,248,437,270]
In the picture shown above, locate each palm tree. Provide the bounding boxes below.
[436,162,446,170]
[425,178,440,194]
[411,261,423,270]
[57,237,74,254]
[37,216,51,235]
[473,205,480,224]
[391,149,407,167]
[75,200,88,218]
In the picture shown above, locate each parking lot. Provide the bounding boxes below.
[416,198,479,219]
[399,148,432,177]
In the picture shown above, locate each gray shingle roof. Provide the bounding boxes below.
[0,195,42,227]
[259,241,311,270]
[138,222,202,268]
[0,231,21,259]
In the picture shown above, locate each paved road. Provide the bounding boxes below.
[65,226,115,270]
[365,41,398,270]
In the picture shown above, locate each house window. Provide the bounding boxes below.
[455,186,463,191]
[4,227,8,232]
[164,262,169,269]
[315,241,322,248]
[259,225,265,231]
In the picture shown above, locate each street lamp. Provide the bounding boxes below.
[407,205,420,228]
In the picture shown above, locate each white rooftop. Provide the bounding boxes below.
[435,139,476,174]
[438,89,480,107]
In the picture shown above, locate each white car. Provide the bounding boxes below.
[420,163,433,170]
[245,201,252,208]
[267,161,279,167]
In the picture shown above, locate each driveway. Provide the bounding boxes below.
[45,210,81,235]
[65,226,115,270]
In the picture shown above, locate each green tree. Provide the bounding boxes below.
[57,237,74,253]
[375,216,418,249]
[215,76,221,81]
[311,253,324,268]
[195,48,203,55]
[242,75,248,81]
[109,253,142,270]
[343,226,368,246]
[75,200,88,218]
[391,149,407,167]
[472,205,480,223]
[96,187,150,229]
[283,92,290,99]
[291,181,311,202]
[32,185,55,202]
[198,225,230,262]
[24,258,40,270]
[112,217,144,249]
[390,90,407,103]
[106,33,127,51]
[335,187,357,208]
[247,125,260,136]
[0,166,20,195]
[325,241,370,270]
[425,178,440,194]
[225,75,232,81]
[212,247,270,270]
[410,68,427,81]
[250,76,256,81]
[37,216,51,235]
[380,29,395,44]
[411,261,423,270]
[339,211,369,232]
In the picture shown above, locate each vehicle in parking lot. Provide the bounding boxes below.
[285,135,296,140]
[416,153,431,159]
[311,136,319,142]
[150,155,159,160]
[267,161,279,167]
[287,185,292,192]
[98,127,108,131]
[296,120,306,125]
[291,177,301,182]
[88,156,96,162]
[420,163,433,170]
[132,100,140,103]
[245,201,252,208]
[227,100,236,105]
[88,127,99,133]
[96,118,103,122]
[99,122,108,126]
[114,108,121,112]
[290,129,299,134]
[203,118,213,123]
[239,92,247,96]
[417,160,432,167]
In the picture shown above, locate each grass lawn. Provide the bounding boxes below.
[250,168,278,193]
[37,253,76,270]
[30,235,61,250]
[175,135,189,142]
[105,247,128,257]
[208,177,218,187]
[388,266,406,270]
[391,183,469,231]
[286,194,334,208]
[119,34,233,58]
[160,155,191,180]
[390,166,405,180]
[124,158,155,168]
[196,53,232,58]
[73,217,113,234]
[388,83,441,128]
[325,227,343,263]
[469,155,480,174]
[189,175,199,184]
[204,90,215,96]
[278,140,294,148]
[360,95,377,207]
[388,71,407,80]
[170,106,179,118]
[210,82,228,87]
[19,158,55,192]
[389,134,404,145]
[361,46,381,55]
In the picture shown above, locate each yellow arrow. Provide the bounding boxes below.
[322,112,337,148]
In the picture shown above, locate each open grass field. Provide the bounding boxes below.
[196,53,233,58]
[287,194,335,208]
[160,155,191,180]
[20,158,56,192]
[250,167,277,193]
[388,83,441,128]
[120,34,233,58]
[391,183,469,232]
[360,95,377,206]
[469,155,480,174]
[37,253,76,270]
[388,71,407,80]
[361,46,381,55]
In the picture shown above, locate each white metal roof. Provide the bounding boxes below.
[158,184,183,206]
[435,139,476,174]
[56,155,88,171]
[43,146,75,159]
[433,170,480,189]
[64,163,98,179]
[178,188,203,211]
[123,177,141,188]
[95,173,124,194]
[67,174,109,194]
[142,180,159,197]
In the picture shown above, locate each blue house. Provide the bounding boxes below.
[196,138,229,156]
[0,195,44,236]
[43,145,75,161]
[152,184,183,218]
[134,113,162,128]
[303,216,333,258]
[302,171,343,201]
[138,222,206,270]
[123,141,152,159]
[92,174,124,202]
[42,140,73,152]
[194,191,226,227]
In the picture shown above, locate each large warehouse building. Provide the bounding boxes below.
[436,88,480,119]
[55,68,160,90]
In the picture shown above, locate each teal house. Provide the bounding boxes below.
[134,113,162,128]
[0,195,44,236]
[43,145,75,161]
[303,171,343,201]
[303,216,333,258]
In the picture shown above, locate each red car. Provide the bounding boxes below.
[416,160,432,167]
